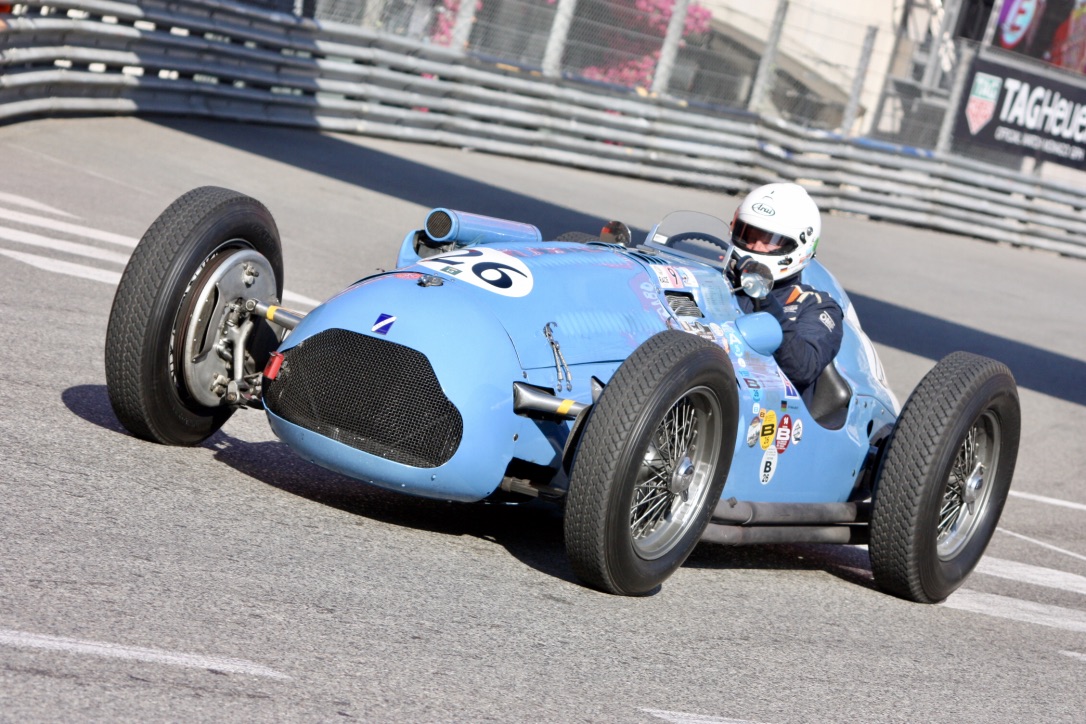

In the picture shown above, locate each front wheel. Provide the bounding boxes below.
[105,187,284,446]
[564,330,738,595]
[869,352,1021,603]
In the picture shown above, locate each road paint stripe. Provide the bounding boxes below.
[942,590,1086,633]
[976,557,1086,595]
[0,207,138,247]
[1008,490,1086,512]
[0,225,130,264]
[997,528,1086,563]
[0,249,122,284]
[0,192,78,218]
[643,710,765,724]
[0,628,289,679]
[282,289,321,309]
[0,248,320,310]
[1060,650,1086,663]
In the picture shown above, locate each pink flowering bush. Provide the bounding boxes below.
[579,0,712,89]
[430,0,484,47]
[429,0,712,89]
[631,0,711,36]
[583,51,660,88]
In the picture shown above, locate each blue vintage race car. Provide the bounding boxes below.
[105,187,1021,601]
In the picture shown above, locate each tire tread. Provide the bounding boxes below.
[565,330,734,593]
[104,187,280,444]
[869,351,1019,602]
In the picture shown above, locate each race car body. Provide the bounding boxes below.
[106,190,1019,601]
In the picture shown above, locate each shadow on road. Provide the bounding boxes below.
[685,539,879,593]
[206,431,579,587]
[60,383,577,585]
[850,292,1085,405]
[60,383,128,435]
[150,118,624,240]
[62,383,881,595]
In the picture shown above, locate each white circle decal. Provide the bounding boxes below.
[419,247,534,297]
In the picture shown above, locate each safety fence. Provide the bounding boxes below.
[314,0,890,135]
[1,0,1084,258]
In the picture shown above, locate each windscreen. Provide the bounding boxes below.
[642,210,734,268]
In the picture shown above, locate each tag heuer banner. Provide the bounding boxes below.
[954,55,1086,169]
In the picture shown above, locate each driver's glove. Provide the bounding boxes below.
[758,290,786,321]
[733,254,757,276]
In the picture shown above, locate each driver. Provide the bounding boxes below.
[731,182,843,393]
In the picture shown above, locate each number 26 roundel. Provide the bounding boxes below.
[419,248,534,298]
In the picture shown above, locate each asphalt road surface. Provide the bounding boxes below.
[1,117,1084,722]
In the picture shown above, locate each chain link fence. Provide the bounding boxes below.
[470,0,555,65]
[868,0,958,150]
[4,0,1084,255]
[10,0,1083,184]
[312,0,892,132]
[767,2,890,132]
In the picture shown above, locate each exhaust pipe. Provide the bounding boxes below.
[513,382,587,420]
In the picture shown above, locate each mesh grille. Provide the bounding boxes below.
[264,329,463,468]
[426,211,453,239]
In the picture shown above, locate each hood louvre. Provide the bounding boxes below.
[665,292,703,318]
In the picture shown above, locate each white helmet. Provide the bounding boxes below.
[731,182,821,284]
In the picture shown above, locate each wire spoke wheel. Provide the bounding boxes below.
[936,411,1001,560]
[630,388,721,560]
[565,331,737,596]
[870,352,1020,603]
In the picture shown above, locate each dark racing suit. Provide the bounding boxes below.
[737,279,844,393]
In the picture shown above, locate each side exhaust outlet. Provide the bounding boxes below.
[512,382,588,420]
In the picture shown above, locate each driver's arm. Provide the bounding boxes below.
[770,287,844,392]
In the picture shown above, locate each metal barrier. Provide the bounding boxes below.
[1,0,1083,258]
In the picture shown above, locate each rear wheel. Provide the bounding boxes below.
[869,352,1020,603]
[105,187,284,445]
[565,330,738,595]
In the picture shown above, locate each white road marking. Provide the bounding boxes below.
[0,628,289,679]
[0,225,130,264]
[0,248,122,284]
[643,710,766,724]
[997,528,1086,563]
[0,197,323,307]
[0,192,78,218]
[0,207,138,247]
[0,247,320,309]
[282,289,322,309]
[942,590,1086,633]
[1060,651,1086,663]
[1008,490,1086,512]
[976,557,1086,595]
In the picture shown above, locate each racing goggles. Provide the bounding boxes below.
[732,221,798,256]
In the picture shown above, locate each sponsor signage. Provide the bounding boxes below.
[954,55,1086,169]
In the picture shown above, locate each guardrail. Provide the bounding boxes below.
[2,0,1083,258]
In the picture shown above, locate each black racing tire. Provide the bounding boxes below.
[869,352,1020,603]
[105,187,284,446]
[555,231,600,243]
[565,330,739,595]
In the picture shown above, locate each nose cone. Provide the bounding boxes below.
[265,272,523,501]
